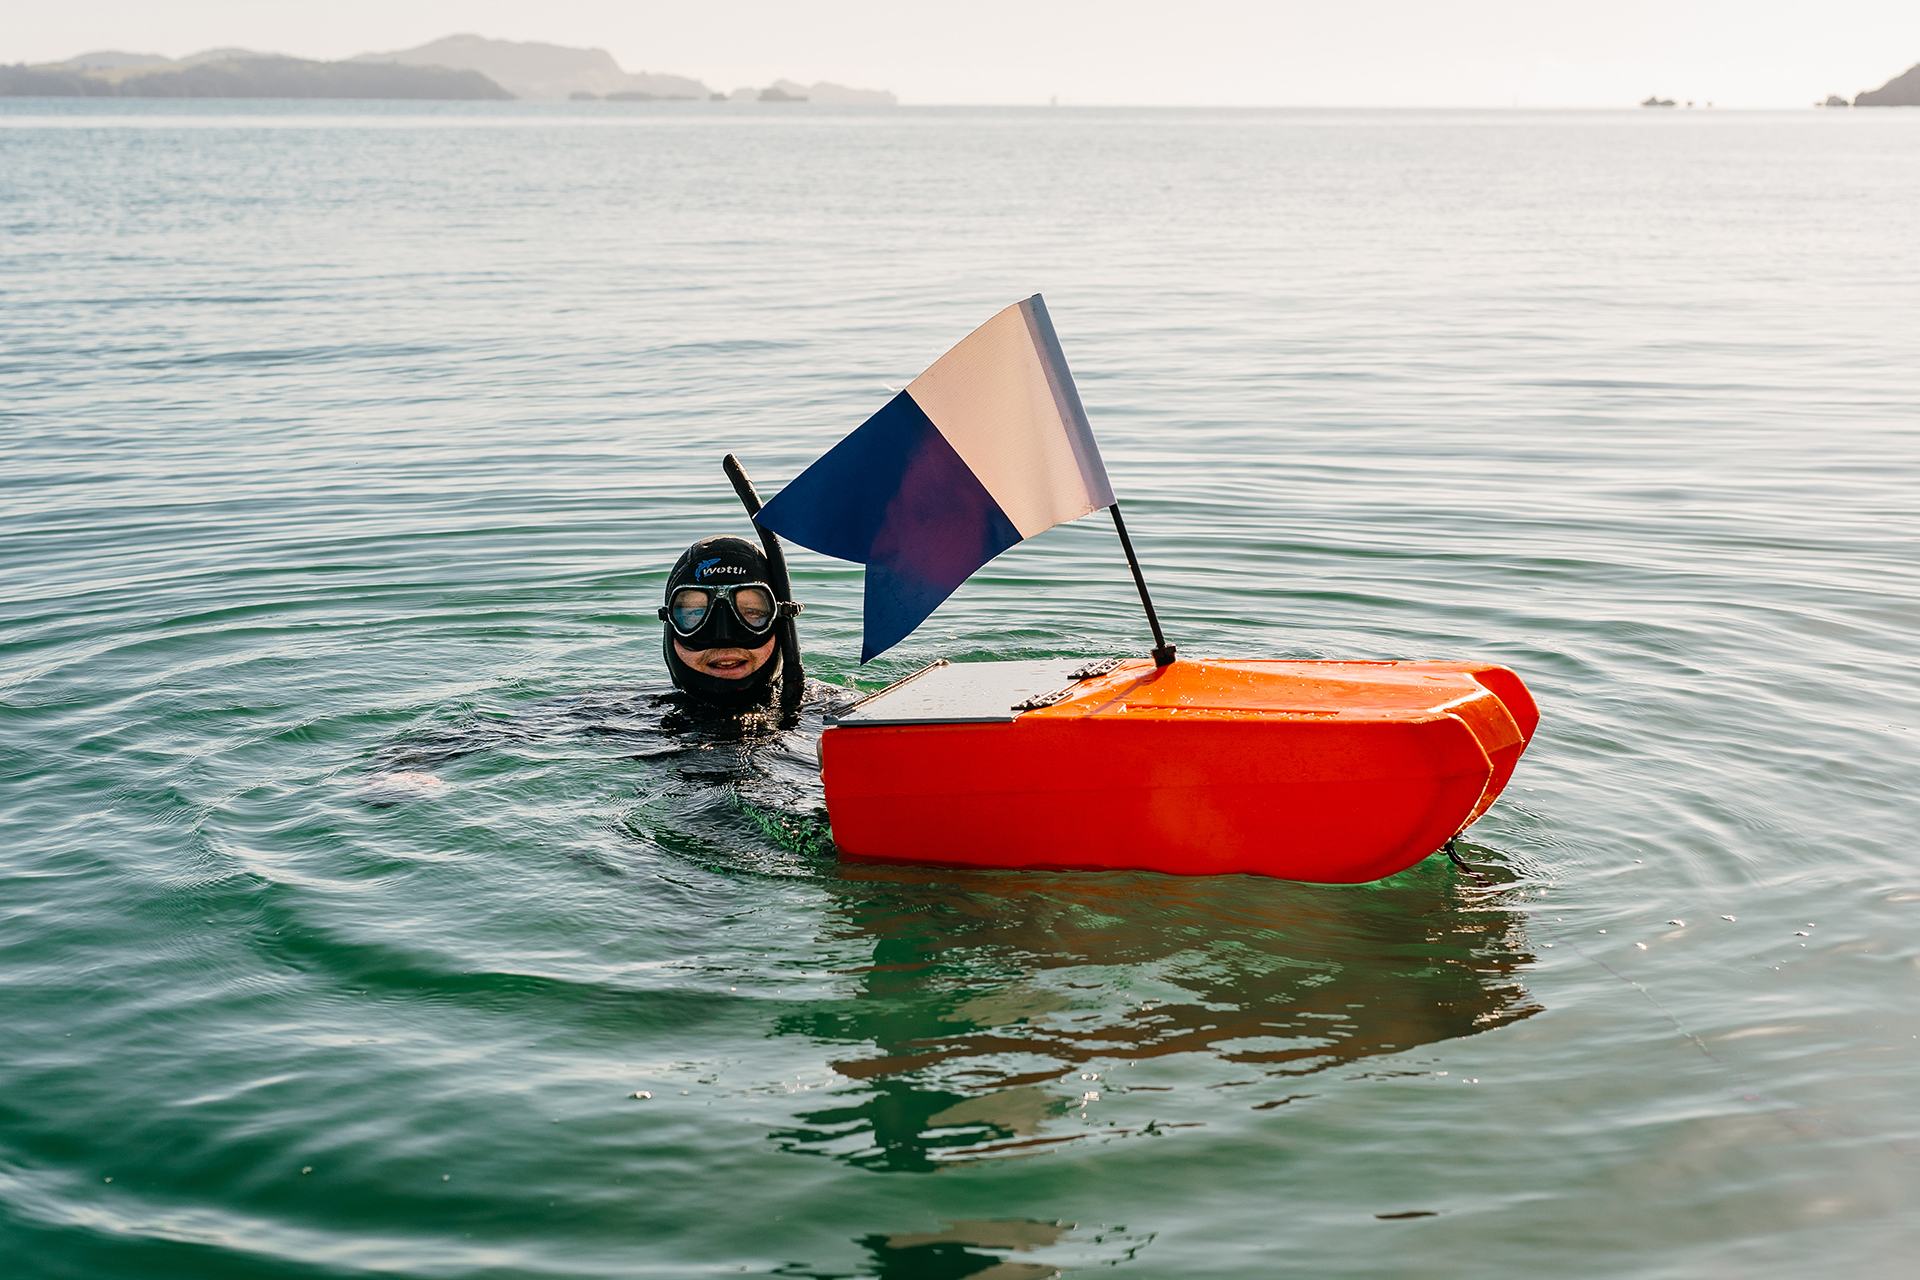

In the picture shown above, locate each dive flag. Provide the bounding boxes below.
[756,295,1115,662]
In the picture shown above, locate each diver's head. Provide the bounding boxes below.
[660,535,782,710]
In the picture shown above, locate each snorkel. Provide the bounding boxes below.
[722,455,805,723]
[660,458,805,721]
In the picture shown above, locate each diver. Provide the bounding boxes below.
[362,530,813,808]
[361,504,819,824]
[659,533,804,717]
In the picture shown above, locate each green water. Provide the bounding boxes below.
[2,100,1918,1277]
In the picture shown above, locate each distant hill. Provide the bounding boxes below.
[1,53,511,99]
[1855,61,1920,106]
[53,50,175,70]
[178,48,274,66]
[353,33,711,101]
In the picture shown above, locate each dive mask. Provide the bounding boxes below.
[660,582,777,649]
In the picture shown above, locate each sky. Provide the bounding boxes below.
[10,1,1920,106]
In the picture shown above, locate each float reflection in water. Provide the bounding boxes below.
[771,1218,1155,1280]
[370,683,1538,1190]
[770,860,1540,1173]
[851,1219,1070,1280]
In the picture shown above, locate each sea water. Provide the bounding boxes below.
[2,99,1917,1277]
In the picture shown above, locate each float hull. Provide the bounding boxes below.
[819,658,1538,883]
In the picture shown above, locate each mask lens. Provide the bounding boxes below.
[732,587,775,630]
[669,587,713,633]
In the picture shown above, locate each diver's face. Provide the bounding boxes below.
[674,637,777,679]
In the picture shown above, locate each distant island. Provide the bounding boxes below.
[1,34,898,103]
[0,51,509,99]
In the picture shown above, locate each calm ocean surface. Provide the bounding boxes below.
[3,99,1917,1278]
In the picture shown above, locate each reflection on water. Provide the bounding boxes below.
[776,1219,1153,1280]
[851,1220,1067,1280]
[774,862,1539,1172]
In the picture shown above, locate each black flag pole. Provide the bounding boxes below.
[1109,501,1176,667]
[722,454,805,719]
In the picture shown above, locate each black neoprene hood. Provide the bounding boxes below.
[661,536,781,710]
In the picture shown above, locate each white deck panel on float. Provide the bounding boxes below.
[827,658,1086,726]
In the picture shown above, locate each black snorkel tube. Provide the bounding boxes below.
[722,454,805,724]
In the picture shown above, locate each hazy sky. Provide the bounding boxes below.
[12,1,1920,106]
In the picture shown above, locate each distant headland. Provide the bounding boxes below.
[1,34,898,104]
[355,35,896,103]
[1817,60,1920,107]
[0,51,509,99]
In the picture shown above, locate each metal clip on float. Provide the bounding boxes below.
[1011,656,1131,712]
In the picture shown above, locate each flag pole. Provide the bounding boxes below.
[1109,501,1176,667]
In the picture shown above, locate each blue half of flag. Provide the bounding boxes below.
[757,391,1022,662]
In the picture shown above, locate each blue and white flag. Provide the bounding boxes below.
[757,295,1115,661]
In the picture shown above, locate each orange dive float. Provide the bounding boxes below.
[819,657,1539,883]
